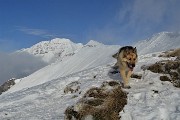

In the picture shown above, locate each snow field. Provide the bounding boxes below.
[1,32,180,119]
[1,52,180,120]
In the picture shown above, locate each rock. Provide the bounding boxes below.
[0,78,16,95]
[64,81,81,94]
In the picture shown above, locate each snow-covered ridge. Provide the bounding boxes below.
[19,38,105,63]
[20,38,83,63]
[1,50,180,120]
[85,40,104,47]
[8,44,120,93]
[19,31,180,63]
[134,32,180,55]
[12,31,180,93]
[1,32,180,119]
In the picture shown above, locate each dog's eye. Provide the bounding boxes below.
[134,58,136,61]
[129,58,131,60]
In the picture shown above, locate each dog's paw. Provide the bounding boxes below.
[110,70,119,74]
[123,85,131,89]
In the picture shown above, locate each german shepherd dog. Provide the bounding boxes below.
[113,46,137,88]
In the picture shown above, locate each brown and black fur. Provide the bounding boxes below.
[113,46,138,88]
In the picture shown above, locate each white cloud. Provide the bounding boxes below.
[88,0,180,45]
[16,26,57,38]
[0,52,47,85]
[118,0,180,38]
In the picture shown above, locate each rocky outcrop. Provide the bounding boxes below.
[0,78,16,95]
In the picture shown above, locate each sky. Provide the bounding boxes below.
[0,0,180,52]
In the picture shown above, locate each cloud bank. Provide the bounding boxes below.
[0,52,47,85]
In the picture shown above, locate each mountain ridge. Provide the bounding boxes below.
[11,31,180,93]
[19,38,83,63]
[134,31,180,54]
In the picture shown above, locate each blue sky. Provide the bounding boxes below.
[0,0,180,52]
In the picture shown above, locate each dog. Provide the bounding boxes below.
[112,46,138,88]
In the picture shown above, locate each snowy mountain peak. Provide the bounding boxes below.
[19,39,104,63]
[85,40,103,47]
[134,31,180,55]
[151,31,180,40]
[21,38,83,63]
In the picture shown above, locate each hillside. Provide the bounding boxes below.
[134,32,180,55]
[0,49,180,120]
[7,42,120,93]
[0,32,180,120]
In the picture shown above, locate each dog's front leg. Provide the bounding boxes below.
[126,70,132,87]
[119,69,128,87]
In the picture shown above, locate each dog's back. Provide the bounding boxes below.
[112,46,136,59]
[119,46,134,53]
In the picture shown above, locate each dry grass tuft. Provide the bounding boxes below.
[64,81,127,120]
[159,48,180,57]
[143,55,180,88]
[147,62,165,73]
[131,74,142,79]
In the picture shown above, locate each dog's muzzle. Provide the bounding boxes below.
[127,62,135,71]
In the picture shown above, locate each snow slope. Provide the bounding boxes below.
[134,32,180,55]
[0,51,180,120]
[1,32,180,120]
[8,42,120,93]
[20,38,83,63]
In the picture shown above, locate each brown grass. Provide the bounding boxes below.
[159,48,180,57]
[131,74,142,79]
[160,76,171,82]
[144,58,180,88]
[64,81,127,120]
[147,62,165,73]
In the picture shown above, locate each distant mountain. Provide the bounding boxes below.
[134,32,180,55]
[10,31,180,92]
[19,38,83,63]
[8,41,120,93]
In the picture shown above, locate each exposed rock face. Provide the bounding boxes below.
[0,78,16,95]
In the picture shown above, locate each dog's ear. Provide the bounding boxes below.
[133,47,137,53]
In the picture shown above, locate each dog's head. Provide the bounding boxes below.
[123,47,137,70]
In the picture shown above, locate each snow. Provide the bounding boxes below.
[1,52,180,120]
[0,32,180,120]
[7,44,120,93]
[134,32,180,55]
[19,38,83,63]
[121,71,180,120]
[86,40,104,46]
